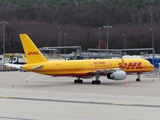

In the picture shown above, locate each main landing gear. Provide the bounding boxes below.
[136,73,141,82]
[74,74,101,84]
[74,77,83,83]
[92,73,101,84]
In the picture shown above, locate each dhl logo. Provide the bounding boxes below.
[118,62,143,69]
[28,52,39,55]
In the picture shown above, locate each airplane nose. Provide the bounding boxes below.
[149,65,154,70]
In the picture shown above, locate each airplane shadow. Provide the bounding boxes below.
[19,77,155,88]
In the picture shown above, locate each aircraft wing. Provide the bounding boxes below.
[4,63,22,69]
[30,65,44,70]
[90,68,121,74]
[90,58,126,74]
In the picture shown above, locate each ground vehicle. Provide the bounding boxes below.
[9,56,25,64]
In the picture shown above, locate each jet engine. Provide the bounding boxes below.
[107,70,127,80]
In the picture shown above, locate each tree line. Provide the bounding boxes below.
[0,0,159,54]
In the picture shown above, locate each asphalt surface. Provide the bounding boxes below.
[0,71,160,120]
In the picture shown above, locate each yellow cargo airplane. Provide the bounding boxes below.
[5,34,154,84]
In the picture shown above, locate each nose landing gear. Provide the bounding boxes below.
[136,73,141,82]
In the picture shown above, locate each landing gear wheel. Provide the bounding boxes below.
[74,79,77,83]
[78,80,83,83]
[136,78,141,82]
[92,80,101,84]
[92,81,95,84]
[74,79,83,83]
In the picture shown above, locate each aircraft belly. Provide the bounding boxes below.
[32,68,91,76]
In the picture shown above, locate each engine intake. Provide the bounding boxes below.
[107,70,127,80]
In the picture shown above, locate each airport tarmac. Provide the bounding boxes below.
[0,71,160,120]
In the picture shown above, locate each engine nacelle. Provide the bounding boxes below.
[107,70,127,80]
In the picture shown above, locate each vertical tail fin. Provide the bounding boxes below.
[19,34,48,64]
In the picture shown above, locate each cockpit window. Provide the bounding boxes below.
[147,61,152,65]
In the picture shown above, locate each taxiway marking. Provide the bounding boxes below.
[0,96,160,108]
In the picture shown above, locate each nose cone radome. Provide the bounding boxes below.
[149,65,154,71]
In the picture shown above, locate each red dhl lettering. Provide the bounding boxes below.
[118,62,143,69]
[136,62,143,69]
[126,62,137,69]
[28,52,39,55]
[118,63,127,68]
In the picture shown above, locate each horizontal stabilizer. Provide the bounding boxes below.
[5,63,22,69]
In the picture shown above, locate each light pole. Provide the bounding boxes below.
[1,20,7,64]
[57,27,61,54]
[99,27,101,57]
[122,34,126,49]
[57,32,59,47]
[64,33,66,54]
[103,25,113,58]
[150,28,154,66]
[150,28,154,49]
[122,34,126,55]
[99,27,101,49]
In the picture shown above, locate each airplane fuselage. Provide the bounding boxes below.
[5,34,154,83]
[22,58,154,77]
